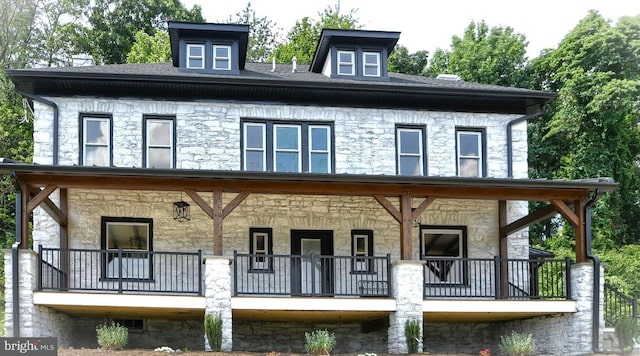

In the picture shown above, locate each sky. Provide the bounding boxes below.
[181,0,639,59]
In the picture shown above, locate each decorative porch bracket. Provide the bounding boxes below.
[184,189,250,255]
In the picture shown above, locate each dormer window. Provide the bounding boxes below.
[337,50,355,76]
[186,44,205,69]
[363,52,381,77]
[213,45,231,70]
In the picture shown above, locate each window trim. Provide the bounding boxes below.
[100,216,154,281]
[186,43,205,69]
[456,128,486,177]
[337,50,355,76]
[273,124,302,173]
[362,51,381,77]
[143,115,176,168]
[79,113,112,167]
[308,125,331,174]
[396,125,426,176]
[249,227,273,272]
[243,122,267,171]
[351,229,374,274]
[212,44,232,70]
[420,225,468,286]
[241,119,335,173]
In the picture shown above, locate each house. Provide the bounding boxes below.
[1,21,618,354]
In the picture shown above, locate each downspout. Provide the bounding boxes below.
[13,88,59,165]
[10,173,22,337]
[507,108,543,177]
[585,189,603,353]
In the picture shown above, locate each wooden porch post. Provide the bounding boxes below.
[213,188,223,256]
[498,200,509,298]
[574,199,587,263]
[400,194,413,260]
[20,183,28,248]
[60,188,69,289]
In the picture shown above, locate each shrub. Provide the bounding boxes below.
[498,331,536,356]
[96,321,128,350]
[305,329,336,355]
[616,315,637,354]
[204,313,223,351]
[405,319,421,353]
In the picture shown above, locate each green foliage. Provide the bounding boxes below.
[615,315,637,354]
[204,313,222,351]
[404,319,421,353]
[274,3,359,64]
[126,30,171,63]
[498,331,536,356]
[304,329,336,355]
[96,322,128,350]
[388,45,429,75]
[227,2,280,63]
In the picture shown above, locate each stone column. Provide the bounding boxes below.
[3,249,38,337]
[567,262,604,355]
[203,256,233,351]
[388,260,424,354]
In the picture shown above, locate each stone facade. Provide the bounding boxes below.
[388,261,424,353]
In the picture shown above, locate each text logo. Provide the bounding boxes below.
[1,337,57,355]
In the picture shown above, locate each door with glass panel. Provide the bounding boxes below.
[290,230,334,296]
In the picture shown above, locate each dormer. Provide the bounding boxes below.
[168,21,249,75]
[310,29,400,81]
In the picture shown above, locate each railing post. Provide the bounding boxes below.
[233,251,238,296]
[564,257,572,299]
[198,250,203,296]
[494,256,502,300]
[37,245,42,290]
[118,248,123,293]
[633,296,638,332]
[386,254,392,297]
[310,253,316,297]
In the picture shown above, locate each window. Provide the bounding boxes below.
[337,50,355,75]
[101,217,153,280]
[362,52,381,77]
[144,116,175,168]
[81,114,111,166]
[242,120,333,173]
[457,129,485,177]
[396,127,425,176]
[249,227,273,272]
[112,319,144,331]
[213,45,231,70]
[420,225,467,285]
[351,230,374,273]
[186,44,205,69]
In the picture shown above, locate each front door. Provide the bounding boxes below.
[291,230,334,296]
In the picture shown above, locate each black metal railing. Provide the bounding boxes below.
[605,283,638,328]
[233,252,391,297]
[423,257,572,300]
[38,247,203,295]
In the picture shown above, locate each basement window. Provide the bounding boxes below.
[112,318,144,331]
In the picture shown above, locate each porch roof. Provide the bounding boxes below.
[0,161,617,201]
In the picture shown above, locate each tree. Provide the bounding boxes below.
[388,45,429,75]
[0,0,38,69]
[85,0,204,64]
[274,3,360,64]
[425,20,530,87]
[126,30,171,63]
[227,2,280,63]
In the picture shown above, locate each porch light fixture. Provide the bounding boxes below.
[173,192,190,222]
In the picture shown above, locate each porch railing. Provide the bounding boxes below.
[38,247,203,295]
[233,252,392,297]
[605,283,638,328]
[423,257,572,300]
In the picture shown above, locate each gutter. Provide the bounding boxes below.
[585,189,603,353]
[507,108,543,177]
[13,88,59,165]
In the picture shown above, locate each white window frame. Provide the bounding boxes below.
[213,45,231,70]
[82,116,110,167]
[186,43,205,69]
[456,130,483,177]
[308,125,331,173]
[145,118,174,168]
[421,226,467,285]
[249,228,273,272]
[397,127,424,176]
[353,234,369,272]
[274,124,302,173]
[102,218,152,280]
[243,122,267,171]
[337,50,355,76]
[362,51,381,77]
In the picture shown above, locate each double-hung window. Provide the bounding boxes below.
[456,129,485,177]
[396,126,425,176]
[420,225,467,285]
[362,51,381,77]
[144,116,175,168]
[337,50,355,75]
[81,114,111,166]
[101,217,153,280]
[242,121,333,173]
[213,45,231,70]
[351,230,374,273]
[249,228,273,272]
[186,43,205,69]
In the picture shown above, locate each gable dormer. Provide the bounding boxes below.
[168,21,249,74]
[310,29,400,81]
